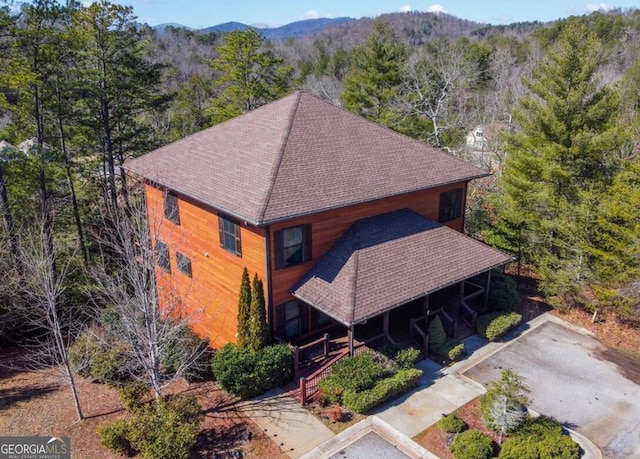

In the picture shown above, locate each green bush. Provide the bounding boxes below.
[341,368,422,413]
[329,352,392,393]
[499,417,579,459]
[477,312,522,341]
[119,381,148,412]
[98,394,201,459]
[317,376,344,405]
[450,430,493,459]
[97,418,132,456]
[69,328,132,385]
[395,347,421,369]
[488,270,519,312]
[428,315,447,350]
[438,413,468,433]
[162,327,214,382]
[446,342,465,361]
[378,344,421,369]
[211,343,293,398]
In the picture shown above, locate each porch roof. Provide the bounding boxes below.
[291,209,512,327]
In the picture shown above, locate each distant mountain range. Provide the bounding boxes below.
[153,17,355,40]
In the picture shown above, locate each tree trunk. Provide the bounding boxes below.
[0,163,20,271]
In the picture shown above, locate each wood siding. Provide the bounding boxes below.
[145,184,267,347]
[268,183,467,333]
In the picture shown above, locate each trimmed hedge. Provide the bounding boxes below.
[329,351,395,392]
[499,416,580,459]
[341,368,422,413]
[211,343,293,398]
[438,413,468,433]
[450,430,493,459]
[477,312,522,341]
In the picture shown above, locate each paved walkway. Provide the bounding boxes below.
[242,313,603,458]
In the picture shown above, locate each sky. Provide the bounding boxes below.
[114,0,640,29]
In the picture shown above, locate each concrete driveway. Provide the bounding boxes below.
[462,318,640,459]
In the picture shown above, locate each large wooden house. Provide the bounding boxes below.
[126,91,511,351]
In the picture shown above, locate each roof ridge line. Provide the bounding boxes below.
[259,91,302,223]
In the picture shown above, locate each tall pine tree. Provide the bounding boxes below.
[497,21,623,307]
[342,19,407,126]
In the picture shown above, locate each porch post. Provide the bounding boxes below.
[383,312,389,337]
[423,294,430,315]
[484,270,492,309]
[348,324,354,356]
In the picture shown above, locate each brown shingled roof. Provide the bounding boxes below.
[291,209,512,326]
[125,91,488,225]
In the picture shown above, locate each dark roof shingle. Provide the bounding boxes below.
[126,92,488,225]
[291,209,513,326]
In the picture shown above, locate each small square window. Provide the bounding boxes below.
[163,191,180,225]
[439,188,463,222]
[176,252,192,277]
[155,240,170,272]
[218,215,241,256]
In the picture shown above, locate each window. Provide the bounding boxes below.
[176,252,192,277]
[163,191,180,225]
[279,300,301,339]
[218,215,241,256]
[274,224,312,269]
[155,240,170,272]
[439,188,463,222]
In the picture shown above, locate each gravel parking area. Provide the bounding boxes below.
[463,320,640,459]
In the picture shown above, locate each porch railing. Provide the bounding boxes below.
[275,333,331,377]
[297,333,386,405]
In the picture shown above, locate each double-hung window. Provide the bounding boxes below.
[438,188,463,223]
[155,240,170,272]
[163,191,180,225]
[274,224,312,269]
[176,252,192,277]
[218,215,241,256]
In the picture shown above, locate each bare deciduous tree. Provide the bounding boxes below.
[92,204,208,399]
[17,222,84,421]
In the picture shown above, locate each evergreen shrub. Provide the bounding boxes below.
[438,413,468,433]
[450,430,493,459]
[477,312,522,341]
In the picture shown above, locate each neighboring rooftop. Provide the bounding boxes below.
[125,91,488,226]
[292,209,512,326]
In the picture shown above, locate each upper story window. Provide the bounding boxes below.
[274,224,312,269]
[163,191,180,225]
[176,252,192,277]
[439,188,464,222]
[218,215,241,256]
[155,240,170,272]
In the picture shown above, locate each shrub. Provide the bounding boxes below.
[211,343,293,398]
[97,418,132,456]
[317,376,344,405]
[329,352,391,393]
[499,417,579,459]
[161,327,214,382]
[119,381,148,412]
[477,312,522,341]
[480,369,529,433]
[98,394,201,459]
[450,430,493,459]
[341,368,422,413]
[445,342,465,361]
[395,347,421,369]
[428,315,447,351]
[488,269,519,312]
[438,413,468,433]
[69,328,133,385]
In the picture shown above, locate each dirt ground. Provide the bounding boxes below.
[0,351,287,459]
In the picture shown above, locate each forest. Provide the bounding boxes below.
[0,0,639,393]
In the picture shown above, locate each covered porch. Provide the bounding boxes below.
[280,209,512,369]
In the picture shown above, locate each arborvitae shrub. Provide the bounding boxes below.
[428,315,447,351]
